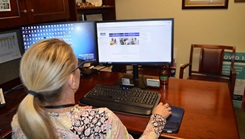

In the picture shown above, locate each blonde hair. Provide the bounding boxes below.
[17,38,77,139]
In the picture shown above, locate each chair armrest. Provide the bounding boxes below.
[179,63,190,79]
[1,129,12,139]
[229,67,237,95]
[231,67,237,76]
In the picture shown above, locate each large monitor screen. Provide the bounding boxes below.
[21,21,97,62]
[96,18,174,65]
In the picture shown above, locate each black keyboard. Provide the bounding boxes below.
[79,84,161,116]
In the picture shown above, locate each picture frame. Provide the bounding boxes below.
[182,0,229,9]
[235,0,245,2]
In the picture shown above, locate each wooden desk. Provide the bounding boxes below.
[1,71,239,139]
[76,71,239,139]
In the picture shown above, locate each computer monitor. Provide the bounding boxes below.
[0,29,24,88]
[95,18,174,88]
[21,21,97,62]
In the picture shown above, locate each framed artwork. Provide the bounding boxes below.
[235,0,245,2]
[182,0,229,9]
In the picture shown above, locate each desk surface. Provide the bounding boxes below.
[0,71,239,139]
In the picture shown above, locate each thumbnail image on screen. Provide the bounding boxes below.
[21,21,97,62]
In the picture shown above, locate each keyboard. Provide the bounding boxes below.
[79,84,161,116]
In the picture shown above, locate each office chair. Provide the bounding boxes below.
[179,44,236,96]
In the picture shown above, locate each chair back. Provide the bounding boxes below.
[189,44,235,78]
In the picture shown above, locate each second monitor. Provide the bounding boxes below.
[21,21,97,63]
[21,21,98,76]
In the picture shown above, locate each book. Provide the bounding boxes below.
[85,14,103,21]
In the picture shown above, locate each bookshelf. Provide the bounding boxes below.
[69,0,116,21]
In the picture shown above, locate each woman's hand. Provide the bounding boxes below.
[152,102,172,119]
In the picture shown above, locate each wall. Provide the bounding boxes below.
[115,0,245,78]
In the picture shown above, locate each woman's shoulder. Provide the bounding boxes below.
[11,114,27,139]
[11,114,18,128]
[73,105,115,116]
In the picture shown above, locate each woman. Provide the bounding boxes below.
[11,38,172,139]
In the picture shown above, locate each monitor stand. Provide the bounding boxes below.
[115,65,147,89]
